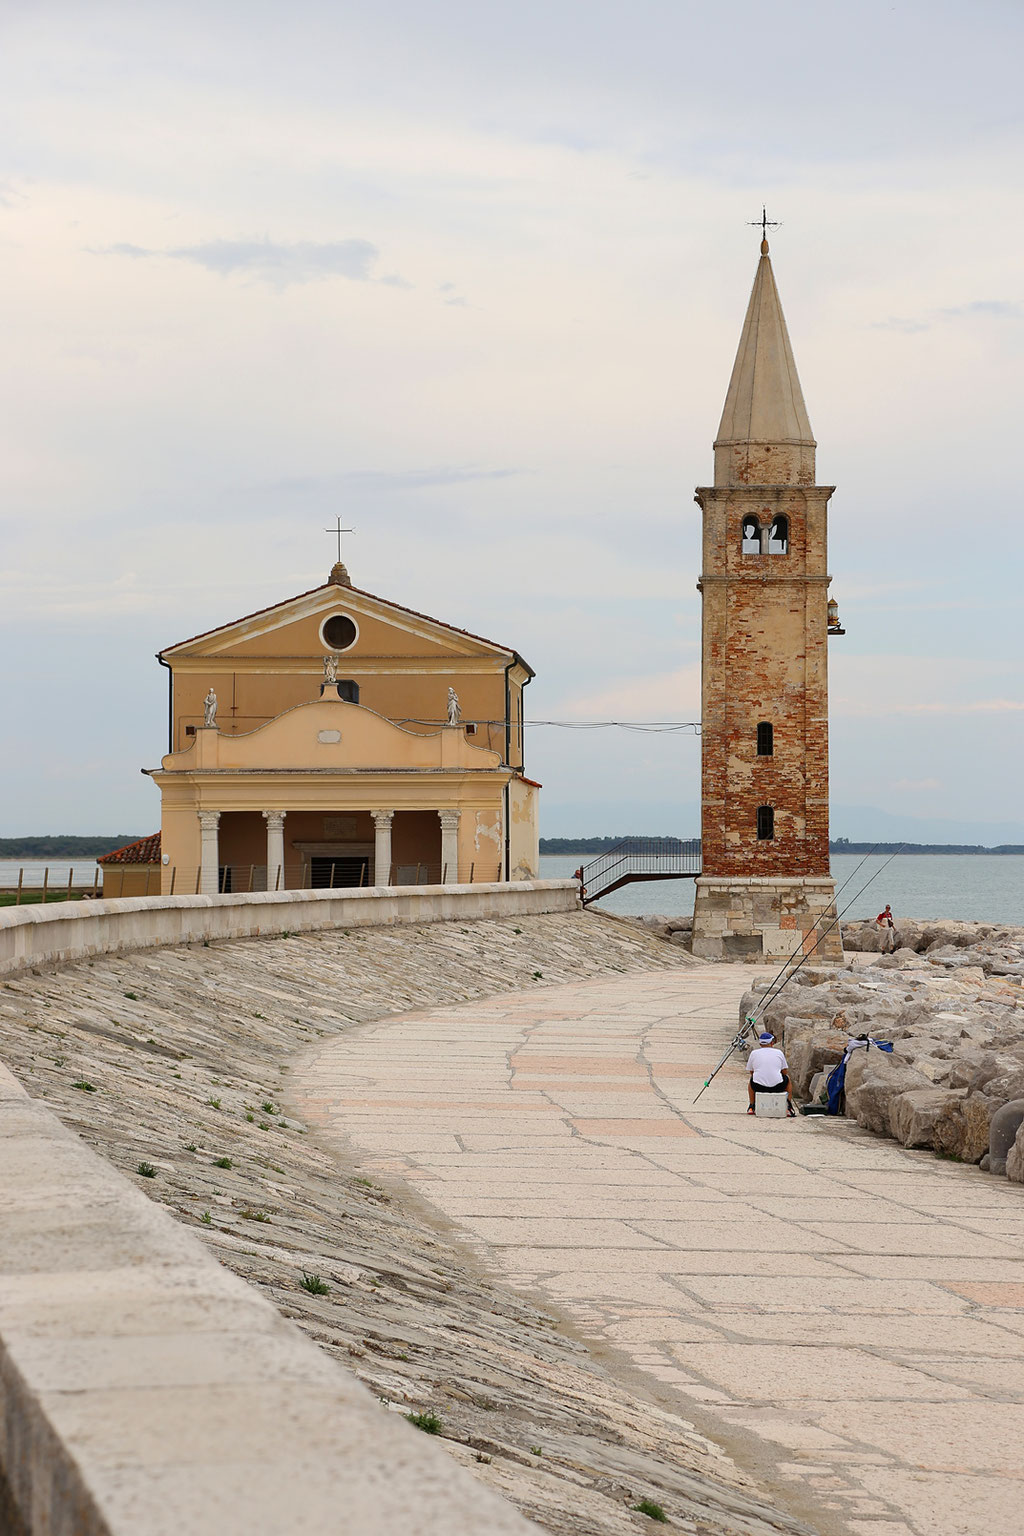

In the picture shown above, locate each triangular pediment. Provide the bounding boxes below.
[161,583,518,665]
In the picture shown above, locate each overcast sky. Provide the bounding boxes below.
[1,0,1022,840]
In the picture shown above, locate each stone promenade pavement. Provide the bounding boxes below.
[293,963,1024,1536]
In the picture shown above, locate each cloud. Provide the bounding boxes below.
[559,664,701,719]
[942,300,1023,321]
[871,316,931,334]
[903,698,1024,714]
[95,237,385,289]
[871,299,1023,334]
[256,465,520,497]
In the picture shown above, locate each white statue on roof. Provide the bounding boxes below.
[447,687,461,726]
[323,653,339,685]
[203,689,218,727]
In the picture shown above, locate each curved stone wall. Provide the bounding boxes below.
[0,880,579,978]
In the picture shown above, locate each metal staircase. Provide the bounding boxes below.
[578,837,701,906]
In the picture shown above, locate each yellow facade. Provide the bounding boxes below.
[147,567,539,894]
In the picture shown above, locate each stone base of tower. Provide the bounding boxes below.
[692,876,843,963]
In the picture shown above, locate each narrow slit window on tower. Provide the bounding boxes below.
[741,516,761,554]
[756,721,774,756]
[756,805,775,840]
[768,514,789,554]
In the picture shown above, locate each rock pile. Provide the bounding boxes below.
[841,917,1022,954]
[740,922,1024,1183]
[619,913,693,946]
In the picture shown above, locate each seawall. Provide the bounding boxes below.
[0,879,579,977]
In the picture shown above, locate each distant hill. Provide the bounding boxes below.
[540,836,1024,856]
[0,836,145,858]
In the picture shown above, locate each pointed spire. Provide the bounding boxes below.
[714,243,816,486]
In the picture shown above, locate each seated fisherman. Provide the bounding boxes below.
[746,1030,796,1118]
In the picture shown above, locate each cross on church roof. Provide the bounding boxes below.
[748,206,782,249]
[325,517,354,563]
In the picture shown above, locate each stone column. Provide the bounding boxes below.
[198,811,221,896]
[371,810,394,887]
[263,810,287,891]
[438,809,460,884]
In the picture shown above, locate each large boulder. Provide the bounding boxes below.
[1006,1119,1024,1183]
[889,1087,966,1149]
[843,1053,929,1135]
[980,1070,1024,1107]
[932,1092,992,1163]
[988,1099,1024,1176]
[874,948,925,969]
[949,1046,993,1089]
[783,1028,848,1098]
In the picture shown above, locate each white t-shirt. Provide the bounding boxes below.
[747,1045,788,1087]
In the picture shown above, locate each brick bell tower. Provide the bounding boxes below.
[691,234,842,962]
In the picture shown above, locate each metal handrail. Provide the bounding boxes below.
[579,837,701,905]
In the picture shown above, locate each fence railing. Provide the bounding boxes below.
[578,837,701,906]
[0,860,507,903]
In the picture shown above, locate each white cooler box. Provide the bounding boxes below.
[755,1093,787,1118]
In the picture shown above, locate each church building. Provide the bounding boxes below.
[691,234,842,961]
[144,559,540,894]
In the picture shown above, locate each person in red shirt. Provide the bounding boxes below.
[875,903,896,952]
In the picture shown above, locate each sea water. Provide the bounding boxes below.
[540,853,1024,926]
[4,855,1023,926]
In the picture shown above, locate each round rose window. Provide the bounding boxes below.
[320,614,357,651]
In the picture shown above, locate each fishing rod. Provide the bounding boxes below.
[691,843,906,1104]
[747,841,886,1023]
[750,843,907,1023]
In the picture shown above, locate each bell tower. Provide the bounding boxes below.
[691,235,842,962]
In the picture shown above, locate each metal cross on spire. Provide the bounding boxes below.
[325,517,354,563]
[748,206,782,245]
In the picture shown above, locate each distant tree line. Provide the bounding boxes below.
[539,836,696,854]
[541,835,1024,856]
[0,836,143,857]
[829,838,1024,855]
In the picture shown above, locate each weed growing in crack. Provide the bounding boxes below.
[299,1272,331,1295]
[212,1156,233,1169]
[406,1411,443,1434]
[633,1499,667,1522]
[137,1161,157,1178]
[72,1081,96,1092]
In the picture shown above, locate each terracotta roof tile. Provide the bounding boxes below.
[98,833,162,866]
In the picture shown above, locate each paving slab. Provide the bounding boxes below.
[294,962,1024,1536]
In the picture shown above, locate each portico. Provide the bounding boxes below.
[150,692,515,894]
[187,803,472,894]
